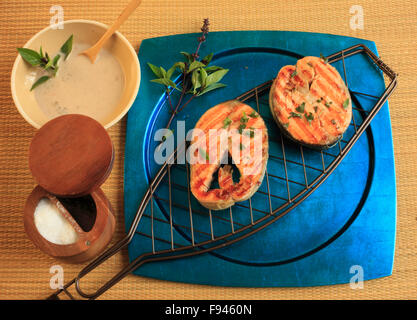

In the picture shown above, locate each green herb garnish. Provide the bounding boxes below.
[239,143,245,150]
[283,122,289,129]
[249,111,259,118]
[324,102,331,108]
[199,148,209,161]
[290,68,297,78]
[331,119,337,125]
[314,106,318,113]
[243,127,255,138]
[296,102,305,113]
[288,112,302,119]
[17,48,42,66]
[223,116,232,129]
[17,34,73,90]
[240,111,249,124]
[238,123,246,134]
[60,34,73,60]
[148,19,229,130]
[30,76,50,91]
[305,112,314,124]
[343,98,350,109]
[320,53,329,64]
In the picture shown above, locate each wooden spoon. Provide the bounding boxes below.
[80,0,142,63]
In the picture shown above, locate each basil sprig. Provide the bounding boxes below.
[17,34,73,90]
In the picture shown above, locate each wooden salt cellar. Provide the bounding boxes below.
[24,114,116,263]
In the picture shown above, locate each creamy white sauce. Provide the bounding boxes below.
[34,43,125,123]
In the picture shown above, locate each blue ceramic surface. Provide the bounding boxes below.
[124,31,396,287]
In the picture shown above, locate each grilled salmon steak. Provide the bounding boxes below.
[269,56,352,149]
[189,100,268,210]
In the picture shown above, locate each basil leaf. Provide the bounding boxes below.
[197,82,226,96]
[180,51,193,63]
[60,35,73,60]
[159,66,167,78]
[201,53,213,65]
[166,65,177,80]
[30,76,50,91]
[148,63,163,78]
[151,78,178,90]
[205,69,229,86]
[191,69,201,93]
[188,61,206,73]
[200,67,208,87]
[44,56,55,70]
[175,62,185,72]
[17,48,41,66]
[52,54,61,67]
[205,65,223,73]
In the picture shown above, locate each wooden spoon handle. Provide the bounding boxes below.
[91,0,142,52]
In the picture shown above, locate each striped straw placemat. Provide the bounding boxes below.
[0,0,416,299]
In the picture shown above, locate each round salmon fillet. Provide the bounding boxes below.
[269,56,352,149]
[189,100,268,211]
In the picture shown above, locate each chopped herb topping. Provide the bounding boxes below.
[331,119,337,125]
[290,68,297,78]
[245,127,255,138]
[238,123,246,134]
[324,102,331,108]
[240,112,249,124]
[343,98,350,109]
[241,127,255,138]
[288,112,302,119]
[199,148,209,161]
[314,106,318,113]
[316,97,323,103]
[295,102,306,113]
[223,116,232,128]
[240,143,245,150]
[249,111,259,118]
[304,112,314,124]
[283,122,289,129]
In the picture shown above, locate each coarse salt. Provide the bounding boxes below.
[34,198,78,245]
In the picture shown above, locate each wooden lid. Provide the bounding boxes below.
[29,114,114,197]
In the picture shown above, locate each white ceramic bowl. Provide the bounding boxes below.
[11,19,141,129]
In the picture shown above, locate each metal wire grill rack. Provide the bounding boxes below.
[48,44,397,300]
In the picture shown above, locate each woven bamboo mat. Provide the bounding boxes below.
[0,0,416,300]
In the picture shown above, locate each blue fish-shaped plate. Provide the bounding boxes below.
[123,31,396,287]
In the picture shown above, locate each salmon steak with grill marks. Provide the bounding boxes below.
[189,100,268,211]
[269,56,352,149]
